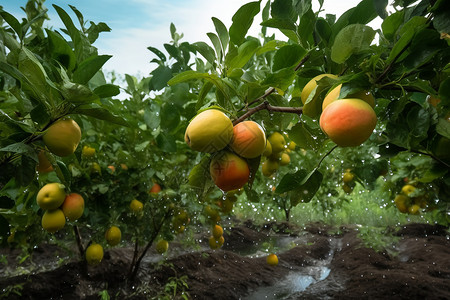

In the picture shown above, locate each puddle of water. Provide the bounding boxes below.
[243,266,331,300]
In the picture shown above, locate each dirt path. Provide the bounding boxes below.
[0,222,448,299]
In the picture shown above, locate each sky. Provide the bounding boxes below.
[2,0,383,77]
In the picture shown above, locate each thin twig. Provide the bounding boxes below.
[73,225,84,259]
[411,149,450,169]
[238,88,276,112]
[233,101,303,125]
[129,209,173,282]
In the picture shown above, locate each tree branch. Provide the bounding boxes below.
[233,101,303,125]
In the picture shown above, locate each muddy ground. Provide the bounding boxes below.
[0,221,449,299]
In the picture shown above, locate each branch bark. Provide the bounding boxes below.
[233,101,303,125]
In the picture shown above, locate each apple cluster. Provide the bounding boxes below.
[301,74,378,147]
[394,184,427,215]
[184,109,268,192]
[36,183,85,233]
[260,132,295,177]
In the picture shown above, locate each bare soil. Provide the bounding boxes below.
[0,222,448,299]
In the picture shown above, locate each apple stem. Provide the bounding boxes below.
[233,101,303,126]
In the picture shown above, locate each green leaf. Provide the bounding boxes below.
[168,70,209,85]
[403,29,447,71]
[149,65,172,91]
[196,81,214,110]
[55,161,72,187]
[271,0,296,20]
[188,156,211,189]
[386,16,428,64]
[272,44,306,72]
[261,67,296,91]
[381,10,404,41]
[93,84,120,98]
[246,156,261,189]
[86,21,111,44]
[276,168,322,196]
[0,11,23,40]
[207,32,222,62]
[331,0,377,41]
[433,2,450,33]
[419,163,448,183]
[288,170,322,203]
[436,118,450,140]
[16,48,50,102]
[144,103,161,130]
[46,29,77,71]
[331,24,375,64]
[0,143,36,159]
[156,132,177,152]
[438,78,450,105]
[193,42,217,66]
[261,18,297,31]
[147,46,167,62]
[72,104,128,126]
[298,9,315,47]
[229,1,261,45]
[73,55,111,84]
[60,82,98,103]
[226,40,260,72]
[315,18,332,45]
[160,103,180,133]
[373,0,388,19]
[212,17,229,54]
[52,5,84,60]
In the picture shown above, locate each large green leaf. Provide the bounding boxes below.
[149,65,172,91]
[403,29,447,71]
[0,11,23,40]
[386,16,427,64]
[207,32,222,62]
[212,17,229,54]
[272,44,306,72]
[193,42,217,66]
[276,169,323,204]
[331,24,375,64]
[261,18,297,31]
[226,39,260,73]
[261,67,296,91]
[229,1,261,45]
[46,29,76,71]
[73,55,111,84]
[188,156,212,192]
[93,84,120,98]
[59,82,98,103]
[298,9,315,47]
[315,18,332,45]
[52,5,85,61]
[271,0,296,20]
[381,10,404,41]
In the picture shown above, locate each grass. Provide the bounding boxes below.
[233,177,437,252]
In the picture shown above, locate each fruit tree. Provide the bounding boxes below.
[0,0,449,288]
